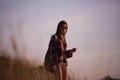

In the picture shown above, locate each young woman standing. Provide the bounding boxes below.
[45,21,76,80]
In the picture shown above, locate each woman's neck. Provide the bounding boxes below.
[59,34,66,42]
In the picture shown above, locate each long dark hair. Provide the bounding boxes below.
[55,20,67,35]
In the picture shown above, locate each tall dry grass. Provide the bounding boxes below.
[0,53,55,80]
[0,51,75,80]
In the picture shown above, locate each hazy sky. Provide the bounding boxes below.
[0,0,120,79]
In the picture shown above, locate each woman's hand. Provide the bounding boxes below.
[71,48,77,53]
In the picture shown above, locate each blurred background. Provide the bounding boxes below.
[0,0,120,80]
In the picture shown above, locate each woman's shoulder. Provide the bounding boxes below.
[51,34,58,41]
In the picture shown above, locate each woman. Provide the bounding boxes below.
[45,21,76,80]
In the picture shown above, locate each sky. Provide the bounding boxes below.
[0,0,120,79]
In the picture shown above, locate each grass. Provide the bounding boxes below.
[1,52,116,80]
[0,54,56,80]
[0,52,75,80]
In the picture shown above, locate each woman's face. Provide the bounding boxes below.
[60,24,68,35]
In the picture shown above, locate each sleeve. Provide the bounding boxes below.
[66,50,73,58]
[49,35,58,52]
[48,35,58,64]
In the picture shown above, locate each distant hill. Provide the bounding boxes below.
[102,76,120,80]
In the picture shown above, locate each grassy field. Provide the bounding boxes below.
[0,55,57,80]
[0,53,76,80]
[0,53,116,80]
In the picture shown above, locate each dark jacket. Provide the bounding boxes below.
[44,34,72,73]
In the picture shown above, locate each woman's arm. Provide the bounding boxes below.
[49,35,59,64]
[66,48,76,58]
